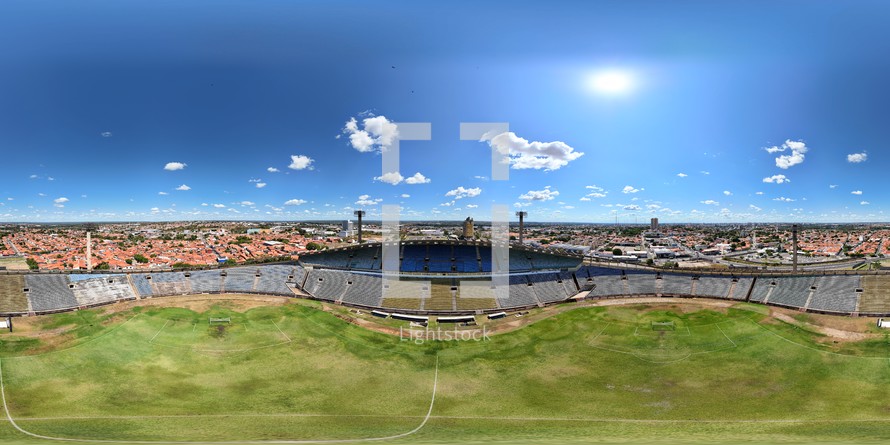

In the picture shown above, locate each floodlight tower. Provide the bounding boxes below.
[354,210,366,244]
[791,224,799,273]
[515,211,527,244]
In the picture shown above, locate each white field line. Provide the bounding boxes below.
[0,355,439,444]
[746,317,890,360]
[716,323,737,348]
[148,320,170,343]
[271,319,292,342]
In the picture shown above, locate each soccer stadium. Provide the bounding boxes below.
[4,239,890,444]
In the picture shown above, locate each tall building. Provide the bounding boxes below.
[650,218,659,231]
[339,220,354,238]
[462,217,474,239]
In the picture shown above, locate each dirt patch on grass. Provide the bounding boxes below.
[770,309,876,342]
[130,294,292,312]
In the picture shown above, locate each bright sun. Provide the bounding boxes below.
[587,70,634,94]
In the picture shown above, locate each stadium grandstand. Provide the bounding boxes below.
[0,240,884,317]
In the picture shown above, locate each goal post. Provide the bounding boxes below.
[208,317,231,325]
[651,321,675,331]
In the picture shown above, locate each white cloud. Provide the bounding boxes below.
[755,191,764,195]
[723,190,732,196]
[700,200,719,206]
[773,197,795,202]
[175,184,191,191]
[445,186,482,199]
[861,201,870,205]
[749,204,762,212]
[164,162,187,171]
[355,194,383,206]
[29,174,38,179]
[101,131,112,137]
[622,185,643,194]
[288,155,315,170]
[482,131,583,171]
[240,201,255,206]
[851,190,863,195]
[53,197,68,204]
[374,171,404,185]
[700,171,710,175]
[400,194,410,198]
[579,197,591,202]
[284,199,307,206]
[765,139,808,169]
[519,186,559,201]
[587,192,607,198]
[677,173,687,178]
[847,152,867,163]
[466,204,478,208]
[213,204,226,208]
[829,184,838,189]
[158,191,169,196]
[201,203,208,206]
[623,205,641,211]
[267,167,280,173]
[404,172,430,184]
[342,115,399,152]
[474,175,489,181]
[256,183,267,189]
[586,185,604,192]
[762,174,790,184]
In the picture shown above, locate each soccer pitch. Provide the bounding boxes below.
[2,298,890,444]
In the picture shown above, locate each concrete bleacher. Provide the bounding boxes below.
[527,273,570,303]
[765,276,815,308]
[694,276,733,299]
[729,277,754,300]
[748,278,772,303]
[301,249,352,269]
[859,275,890,314]
[304,269,348,301]
[25,275,78,312]
[0,275,30,313]
[72,276,136,306]
[380,278,429,310]
[150,272,191,296]
[340,273,383,307]
[131,274,154,297]
[347,246,380,270]
[255,265,295,295]
[498,275,540,308]
[224,268,258,293]
[589,275,627,298]
[660,274,693,295]
[189,270,223,293]
[508,251,534,271]
[809,275,859,313]
[625,272,657,295]
[559,271,579,296]
[526,251,581,270]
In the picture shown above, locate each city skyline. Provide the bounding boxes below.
[2,1,889,223]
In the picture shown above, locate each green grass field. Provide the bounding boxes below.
[2,298,890,444]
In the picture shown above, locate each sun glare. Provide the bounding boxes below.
[587,70,634,94]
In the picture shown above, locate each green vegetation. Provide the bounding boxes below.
[132,254,149,264]
[2,301,890,444]
[306,242,325,251]
[25,257,39,270]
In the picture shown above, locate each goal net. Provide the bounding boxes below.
[209,317,231,325]
[651,321,675,331]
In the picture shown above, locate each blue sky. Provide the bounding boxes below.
[1,0,889,223]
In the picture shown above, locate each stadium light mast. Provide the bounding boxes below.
[515,211,527,244]
[354,210,366,244]
[791,224,798,273]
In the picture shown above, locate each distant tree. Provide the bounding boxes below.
[26,258,38,270]
[94,262,110,270]
[306,242,325,251]
[645,258,654,266]
[224,259,237,266]
[133,254,149,264]
[612,248,623,256]
[125,258,133,265]
[509,235,517,241]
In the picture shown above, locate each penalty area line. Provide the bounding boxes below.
[148,320,170,344]
[0,355,439,444]
[270,319,292,343]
